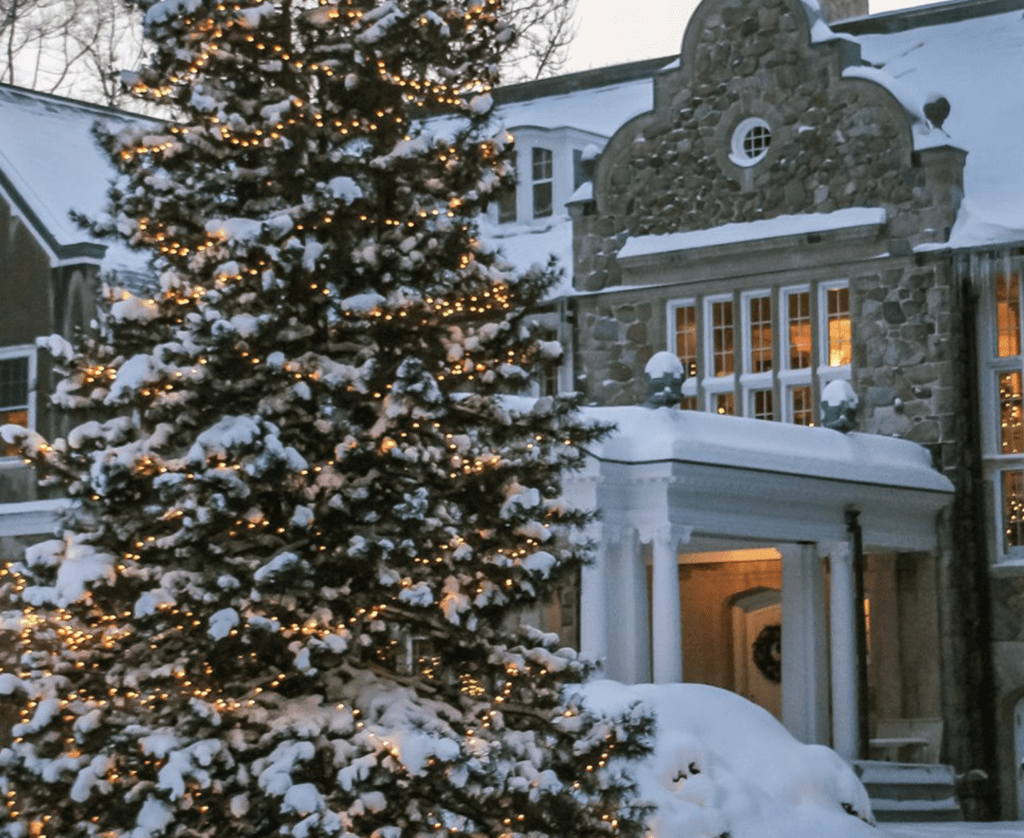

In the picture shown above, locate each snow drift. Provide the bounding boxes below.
[577,681,876,838]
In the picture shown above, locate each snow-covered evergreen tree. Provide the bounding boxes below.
[0,3,653,838]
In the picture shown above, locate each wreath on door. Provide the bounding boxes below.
[752,623,782,683]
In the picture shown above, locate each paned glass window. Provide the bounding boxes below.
[827,285,852,367]
[674,303,698,410]
[572,149,586,191]
[996,273,1021,357]
[711,299,735,377]
[497,185,517,224]
[715,392,735,416]
[791,385,814,426]
[748,295,772,373]
[787,290,812,370]
[752,390,773,421]
[532,147,553,219]
[999,371,1024,454]
[0,355,30,458]
[1003,470,1024,551]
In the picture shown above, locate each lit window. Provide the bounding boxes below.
[999,372,1024,454]
[787,290,812,370]
[791,385,814,426]
[752,390,773,421]
[748,294,772,373]
[826,285,852,367]
[1003,470,1024,551]
[0,353,31,458]
[532,147,553,219]
[996,273,1020,357]
[673,302,698,410]
[715,392,735,415]
[711,299,735,377]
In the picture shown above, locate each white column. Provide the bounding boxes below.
[579,524,608,668]
[828,540,859,761]
[650,526,683,683]
[779,543,829,745]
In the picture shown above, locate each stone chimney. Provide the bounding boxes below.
[818,0,869,22]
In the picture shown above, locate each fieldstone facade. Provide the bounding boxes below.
[567,0,999,816]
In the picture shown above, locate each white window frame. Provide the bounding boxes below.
[818,279,853,382]
[978,255,1024,564]
[702,293,736,412]
[0,344,37,463]
[531,146,554,219]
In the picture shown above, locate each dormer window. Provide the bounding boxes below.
[532,147,553,218]
[0,348,33,458]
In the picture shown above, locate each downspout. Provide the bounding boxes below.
[846,508,870,760]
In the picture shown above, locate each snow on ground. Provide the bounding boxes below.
[884,825,1024,837]
[576,681,876,838]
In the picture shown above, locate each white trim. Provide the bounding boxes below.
[729,116,772,168]
[0,498,66,537]
[0,344,38,461]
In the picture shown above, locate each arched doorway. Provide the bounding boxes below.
[730,588,782,720]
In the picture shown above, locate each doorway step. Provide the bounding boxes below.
[853,761,963,822]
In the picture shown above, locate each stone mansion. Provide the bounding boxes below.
[2,0,1024,822]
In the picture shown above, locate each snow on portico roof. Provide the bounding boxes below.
[0,84,148,264]
[839,4,1024,248]
[583,405,953,494]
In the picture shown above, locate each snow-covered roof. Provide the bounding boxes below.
[583,405,952,494]
[618,207,887,262]
[844,6,1024,247]
[495,77,653,137]
[0,84,146,262]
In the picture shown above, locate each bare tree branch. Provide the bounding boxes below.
[502,0,579,82]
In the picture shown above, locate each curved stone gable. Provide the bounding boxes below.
[580,0,959,293]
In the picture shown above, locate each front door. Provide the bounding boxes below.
[730,589,782,720]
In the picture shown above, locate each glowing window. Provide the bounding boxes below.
[0,355,30,458]
[787,290,812,370]
[752,390,773,421]
[996,273,1021,357]
[1003,470,1024,551]
[715,392,735,416]
[1000,372,1024,454]
[791,385,814,426]
[827,286,852,367]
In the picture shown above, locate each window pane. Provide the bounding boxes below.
[827,286,852,367]
[752,389,773,421]
[0,408,28,457]
[999,372,1024,454]
[712,300,734,376]
[497,185,517,223]
[533,182,552,218]
[714,392,735,415]
[0,357,29,409]
[996,273,1021,357]
[532,147,552,180]
[748,295,772,372]
[1003,470,1024,550]
[788,291,811,369]
[675,304,697,379]
[791,385,814,426]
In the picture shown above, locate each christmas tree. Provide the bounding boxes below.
[0,3,652,838]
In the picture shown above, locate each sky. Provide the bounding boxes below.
[563,0,938,73]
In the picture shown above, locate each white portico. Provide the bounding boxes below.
[565,405,953,759]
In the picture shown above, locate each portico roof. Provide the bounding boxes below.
[569,406,953,552]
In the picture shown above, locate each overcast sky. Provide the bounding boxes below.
[563,0,936,73]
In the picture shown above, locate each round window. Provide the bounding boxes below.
[730,117,772,167]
